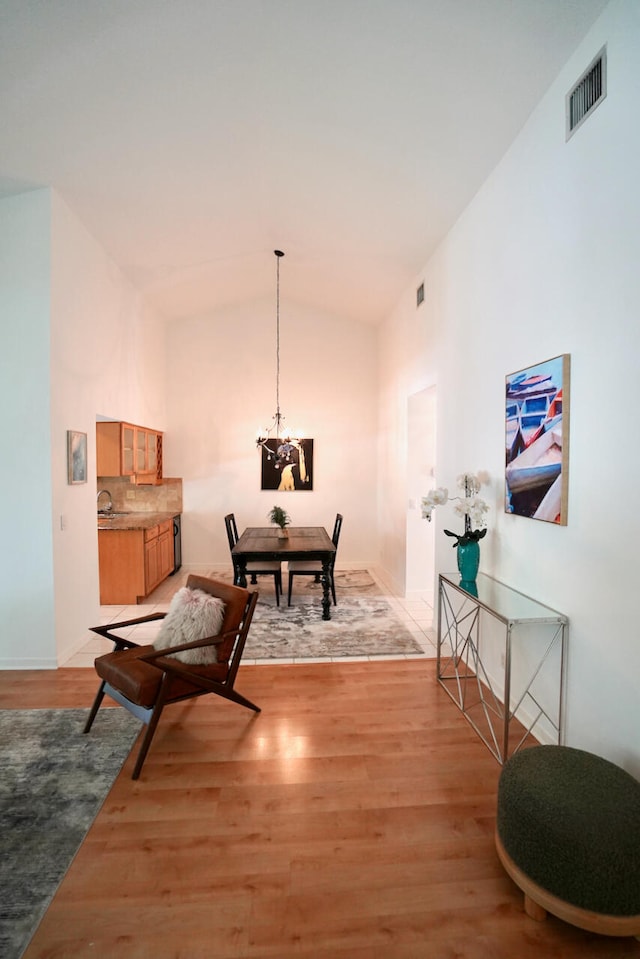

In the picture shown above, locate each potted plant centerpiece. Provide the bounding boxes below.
[268,504,291,539]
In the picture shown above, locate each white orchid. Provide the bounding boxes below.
[456,472,481,495]
[420,487,449,519]
[422,471,490,546]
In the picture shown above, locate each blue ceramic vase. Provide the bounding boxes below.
[457,540,480,584]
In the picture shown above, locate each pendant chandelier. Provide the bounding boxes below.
[256,250,300,466]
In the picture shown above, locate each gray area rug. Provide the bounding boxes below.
[293,568,380,596]
[247,589,424,659]
[216,568,380,596]
[173,569,424,659]
[0,708,139,959]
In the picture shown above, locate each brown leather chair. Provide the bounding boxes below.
[83,575,260,779]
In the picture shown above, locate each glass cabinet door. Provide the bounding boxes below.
[122,425,135,475]
[147,432,157,473]
[136,428,147,472]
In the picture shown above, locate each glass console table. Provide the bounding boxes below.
[436,572,568,763]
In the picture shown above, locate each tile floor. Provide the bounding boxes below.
[64,567,437,667]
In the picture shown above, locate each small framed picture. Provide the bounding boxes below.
[67,430,88,485]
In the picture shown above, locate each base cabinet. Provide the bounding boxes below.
[99,520,174,604]
[158,522,173,581]
[144,531,160,597]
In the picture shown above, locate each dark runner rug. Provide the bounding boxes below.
[0,708,139,959]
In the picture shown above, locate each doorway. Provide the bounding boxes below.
[406,386,437,605]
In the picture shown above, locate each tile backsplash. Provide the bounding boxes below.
[97,476,183,513]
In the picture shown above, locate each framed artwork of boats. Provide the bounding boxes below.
[505,354,570,524]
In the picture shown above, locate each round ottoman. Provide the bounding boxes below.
[495,745,640,937]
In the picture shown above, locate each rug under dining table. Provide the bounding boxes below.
[143,569,427,660]
[245,570,425,659]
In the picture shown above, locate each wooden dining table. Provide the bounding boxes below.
[232,526,336,620]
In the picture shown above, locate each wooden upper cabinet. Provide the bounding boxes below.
[97,422,163,484]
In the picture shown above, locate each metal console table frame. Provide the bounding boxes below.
[436,572,568,763]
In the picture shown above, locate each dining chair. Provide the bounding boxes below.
[224,512,282,605]
[287,513,343,606]
[83,575,260,779]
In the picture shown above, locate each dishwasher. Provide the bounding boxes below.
[171,514,182,574]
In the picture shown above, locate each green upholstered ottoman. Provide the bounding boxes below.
[495,745,640,937]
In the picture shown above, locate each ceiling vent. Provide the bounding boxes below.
[566,46,606,140]
[416,282,425,307]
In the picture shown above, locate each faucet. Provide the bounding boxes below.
[97,489,113,513]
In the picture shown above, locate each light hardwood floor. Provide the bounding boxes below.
[2,662,638,958]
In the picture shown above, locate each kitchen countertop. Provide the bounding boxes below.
[97,511,180,531]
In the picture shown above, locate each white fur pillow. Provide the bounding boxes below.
[153,587,225,665]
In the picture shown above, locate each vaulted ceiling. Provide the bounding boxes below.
[0,0,609,323]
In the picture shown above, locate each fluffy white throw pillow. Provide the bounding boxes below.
[153,587,225,665]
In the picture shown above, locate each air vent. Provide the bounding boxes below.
[566,46,606,140]
[416,282,424,307]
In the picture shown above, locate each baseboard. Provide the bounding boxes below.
[0,657,57,670]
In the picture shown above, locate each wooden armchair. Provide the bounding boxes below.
[83,575,260,779]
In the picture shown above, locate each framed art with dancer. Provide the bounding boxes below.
[260,437,314,491]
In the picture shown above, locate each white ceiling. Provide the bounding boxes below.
[0,0,609,324]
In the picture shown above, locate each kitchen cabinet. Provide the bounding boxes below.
[98,518,174,604]
[144,519,173,596]
[158,520,173,580]
[96,421,163,484]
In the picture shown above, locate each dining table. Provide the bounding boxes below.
[232,526,336,620]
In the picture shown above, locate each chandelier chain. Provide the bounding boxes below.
[256,248,298,457]
[276,251,280,419]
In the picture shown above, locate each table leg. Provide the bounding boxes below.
[235,560,248,588]
[321,559,332,620]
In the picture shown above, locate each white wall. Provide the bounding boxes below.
[0,190,56,667]
[378,0,640,774]
[0,188,167,668]
[164,299,378,570]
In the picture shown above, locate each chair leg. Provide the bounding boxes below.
[287,572,294,606]
[131,684,260,778]
[83,681,107,733]
[225,688,261,712]
[330,575,337,605]
[275,571,280,606]
[129,675,176,779]
[131,699,166,780]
